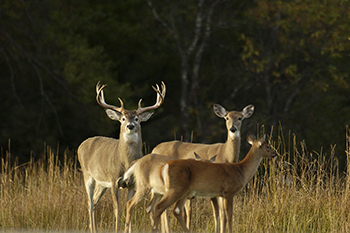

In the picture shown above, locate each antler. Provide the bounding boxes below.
[96,81,125,113]
[136,81,166,114]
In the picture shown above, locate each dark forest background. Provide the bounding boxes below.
[1,0,350,168]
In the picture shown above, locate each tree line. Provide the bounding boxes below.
[1,0,349,168]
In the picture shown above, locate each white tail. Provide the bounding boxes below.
[152,104,254,232]
[119,152,216,233]
[78,81,166,233]
[151,133,277,233]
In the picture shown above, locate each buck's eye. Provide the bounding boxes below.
[135,117,139,122]
[122,117,126,121]
[238,117,242,121]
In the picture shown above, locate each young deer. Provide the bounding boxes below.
[151,133,278,233]
[78,81,166,233]
[119,152,216,233]
[152,104,254,232]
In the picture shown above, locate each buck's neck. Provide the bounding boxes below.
[119,129,143,161]
[222,130,241,163]
[236,145,263,185]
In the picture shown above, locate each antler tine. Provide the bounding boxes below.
[137,81,166,114]
[95,81,125,112]
[155,81,166,103]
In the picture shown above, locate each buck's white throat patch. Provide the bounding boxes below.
[124,132,139,143]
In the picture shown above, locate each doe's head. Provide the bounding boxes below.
[213,104,254,138]
[247,133,278,158]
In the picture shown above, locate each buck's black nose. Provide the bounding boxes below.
[127,124,135,130]
[230,127,237,133]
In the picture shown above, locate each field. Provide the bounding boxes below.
[1,127,350,232]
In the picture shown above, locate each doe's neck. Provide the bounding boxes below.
[237,146,263,184]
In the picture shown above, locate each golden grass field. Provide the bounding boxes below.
[1,126,350,232]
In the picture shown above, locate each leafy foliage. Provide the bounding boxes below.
[0,0,350,166]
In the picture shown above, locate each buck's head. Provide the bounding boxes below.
[213,104,254,139]
[247,133,278,158]
[96,81,166,139]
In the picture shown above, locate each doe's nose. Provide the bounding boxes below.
[230,126,237,133]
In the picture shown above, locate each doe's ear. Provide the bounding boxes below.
[242,104,254,119]
[260,135,266,144]
[139,111,154,122]
[106,109,122,121]
[246,132,256,145]
[213,104,228,118]
[194,152,201,160]
[209,155,217,163]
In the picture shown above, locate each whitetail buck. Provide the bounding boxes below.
[150,133,278,233]
[78,81,166,233]
[118,153,216,233]
[152,104,254,232]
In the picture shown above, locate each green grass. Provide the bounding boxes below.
[1,126,350,232]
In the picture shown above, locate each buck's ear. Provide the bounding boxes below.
[242,104,254,119]
[260,134,266,144]
[246,132,256,145]
[106,109,122,121]
[139,111,154,122]
[213,104,228,118]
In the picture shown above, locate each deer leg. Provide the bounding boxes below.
[160,209,170,233]
[93,184,108,206]
[210,197,220,233]
[219,197,226,233]
[91,184,108,232]
[153,190,185,232]
[184,199,192,229]
[84,175,96,233]
[173,198,190,232]
[125,183,150,233]
[111,180,120,233]
[127,187,135,201]
[223,196,233,233]
[148,192,170,233]
[147,190,157,215]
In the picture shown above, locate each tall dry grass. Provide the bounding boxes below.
[1,126,350,232]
